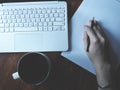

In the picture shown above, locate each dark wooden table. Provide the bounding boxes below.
[0,0,99,90]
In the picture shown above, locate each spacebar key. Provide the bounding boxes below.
[14,27,38,32]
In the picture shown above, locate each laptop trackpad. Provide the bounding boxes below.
[14,33,43,52]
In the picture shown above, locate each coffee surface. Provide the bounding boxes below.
[18,53,49,84]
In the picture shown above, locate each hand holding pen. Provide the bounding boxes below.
[83,18,109,64]
[83,18,116,90]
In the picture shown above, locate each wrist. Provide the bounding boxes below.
[92,60,111,70]
[94,62,112,76]
[95,62,114,90]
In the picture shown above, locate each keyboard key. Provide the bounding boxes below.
[51,18,55,21]
[5,28,9,32]
[40,14,44,18]
[38,9,42,13]
[0,24,4,28]
[43,22,47,26]
[43,27,47,31]
[17,19,21,23]
[21,19,26,23]
[36,18,41,22]
[52,9,56,13]
[53,22,64,26]
[5,24,9,27]
[14,10,18,14]
[0,28,4,32]
[29,23,34,27]
[54,13,59,17]
[47,9,51,13]
[0,11,3,15]
[9,28,14,32]
[0,15,2,19]
[50,13,54,17]
[48,22,52,26]
[19,23,24,27]
[53,26,61,31]
[12,19,17,23]
[16,15,21,18]
[35,14,39,18]
[23,10,27,14]
[61,26,65,31]
[24,23,28,27]
[59,13,65,17]
[15,23,19,27]
[34,23,38,27]
[28,10,32,14]
[10,23,14,27]
[15,27,37,32]
[8,19,12,23]
[46,18,50,22]
[3,19,8,23]
[39,22,43,26]
[38,27,43,31]
[9,11,14,15]
[45,14,49,18]
[41,18,45,22]
[42,9,46,13]
[56,18,64,21]
[48,27,52,31]
[30,14,35,18]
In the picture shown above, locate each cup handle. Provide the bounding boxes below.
[12,72,19,80]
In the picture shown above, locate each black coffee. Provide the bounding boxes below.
[18,53,50,84]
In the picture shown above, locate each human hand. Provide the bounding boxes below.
[83,19,110,66]
[83,19,117,90]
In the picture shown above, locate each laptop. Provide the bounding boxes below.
[0,0,68,52]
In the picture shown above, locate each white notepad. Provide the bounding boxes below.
[61,0,120,74]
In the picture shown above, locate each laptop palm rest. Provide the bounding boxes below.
[0,34,14,52]
[14,33,44,52]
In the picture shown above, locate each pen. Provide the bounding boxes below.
[86,35,90,52]
[86,17,95,52]
[91,17,95,29]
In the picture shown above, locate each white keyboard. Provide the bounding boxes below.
[0,1,67,32]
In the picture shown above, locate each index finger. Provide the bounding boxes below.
[84,25,97,40]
